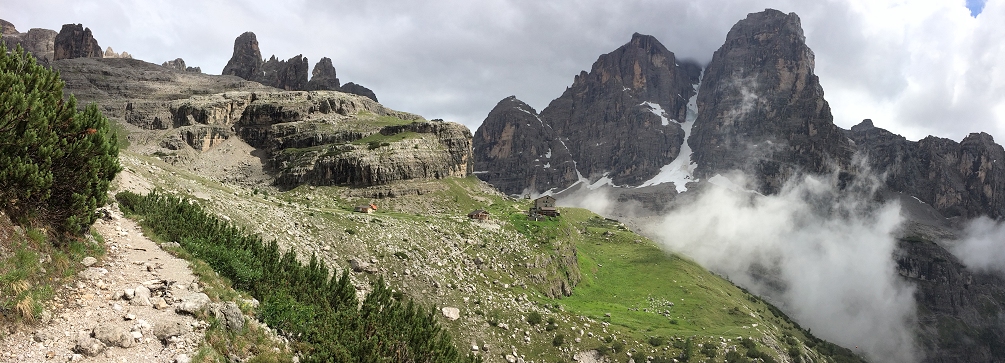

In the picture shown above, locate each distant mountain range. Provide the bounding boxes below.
[474,9,1005,363]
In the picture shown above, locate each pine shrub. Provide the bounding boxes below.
[0,44,120,236]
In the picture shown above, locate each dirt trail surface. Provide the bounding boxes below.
[1,205,207,363]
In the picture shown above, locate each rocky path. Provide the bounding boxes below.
[1,205,209,363]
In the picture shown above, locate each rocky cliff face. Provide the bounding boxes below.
[221,32,262,80]
[53,23,103,60]
[688,10,852,194]
[307,57,340,91]
[849,120,1005,219]
[1,19,57,63]
[259,54,309,91]
[895,238,1005,363]
[540,33,701,186]
[473,33,701,194]
[473,96,578,195]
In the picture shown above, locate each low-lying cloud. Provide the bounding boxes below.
[561,171,919,363]
[950,217,1005,274]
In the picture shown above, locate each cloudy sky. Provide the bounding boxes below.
[3,0,1002,142]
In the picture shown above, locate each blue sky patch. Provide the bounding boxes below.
[967,0,987,17]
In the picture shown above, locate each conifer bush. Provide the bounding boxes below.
[0,44,120,236]
[116,190,479,363]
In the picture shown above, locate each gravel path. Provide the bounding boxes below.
[1,205,206,363]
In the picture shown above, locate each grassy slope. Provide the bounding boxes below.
[119,150,864,362]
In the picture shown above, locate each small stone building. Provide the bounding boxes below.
[467,209,490,220]
[354,203,378,213]
[530,195,560,218]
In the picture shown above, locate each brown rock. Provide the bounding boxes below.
[53,23,103,60]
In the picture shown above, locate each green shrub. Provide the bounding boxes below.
[526,312,542,325]
[648,336,666,347]
[116,190,479,363]
[552,333,565,346]
[612,340,625,353]
[0,44,120,236]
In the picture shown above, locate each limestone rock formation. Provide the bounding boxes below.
[1,19,57,63]
[260,54,309,91]
[307,57,340,91]
[340,82,378,102]
[849,119,1005,219]
[688,9,852,194]
[473,96,578,195]
[103,46,131,59]
[221,32,262,80]
[53,23,103,60]
[539,32,701,186]
[161,58,201,73]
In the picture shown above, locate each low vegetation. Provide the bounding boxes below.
[116,190,479,363]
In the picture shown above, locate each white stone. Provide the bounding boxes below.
[441,307,460,321]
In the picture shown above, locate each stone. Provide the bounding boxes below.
[81,256,97,267]
[103,46,131,59]
[92,324,134,348]
[162,58,187,71]
[53,23,102,60]
[131,285,152,306]
[151,297,169,310]
[212,302,245,331]
[441,307,460,321]
[350,259,370,273]
[123,288,135,300]
[2,25,58,64]
[73,336,106,357]
[78,267,106,280]
[339,82,378,102]
[153,321,190,343]
[175,354,191,363]
[175,293,210,315]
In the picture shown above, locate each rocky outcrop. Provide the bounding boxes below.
[159,90,471,188]
[339,82,378,102]
[539,33,701,186]
[260,54,309,91]
[849,120,1005,219]
[688,10,852,194]
[1,20,57,63]
[895,237,1005,363]
[161,58,200,73]
[104,47,131,59]
[307,57,340,91]
[221,32,262,80]
[474,96,578,195]
[53,23,103,60]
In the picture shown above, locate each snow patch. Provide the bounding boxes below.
[545,148,552,159]
[639,75,702,193]
[641,102,673,126]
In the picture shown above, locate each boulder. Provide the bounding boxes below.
[211,301,245,331]
[176,292,210,314]
[441,307,460,320]
[73,335,106,357]
[131,285,152,306]
[81,256,97,267]
[162,58,187,71]
[153,321,190,343]
[92,324,134,348]
[53,23,103,60]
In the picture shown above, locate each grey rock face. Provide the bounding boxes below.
[688,9,852,194]
[895,238,1005,363]
[222,32,262,80]
[259,54,309,91]
[340,82,378,102]
[539,33,701,186]
[163,58,200,72]
[307,57,340,91]
[53,23,103,60]
[2,27,57,64]
[473,96,578,195]
[849,120,1005,219]
[214,302,244,331]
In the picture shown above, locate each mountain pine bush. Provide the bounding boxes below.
[116,190,480,363]
[0,44,120,236]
